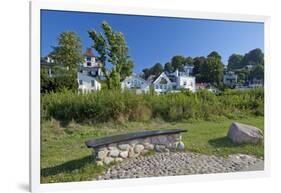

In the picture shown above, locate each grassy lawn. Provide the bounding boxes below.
[41,116,264,183]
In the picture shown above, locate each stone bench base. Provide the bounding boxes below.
[94,133,185,166]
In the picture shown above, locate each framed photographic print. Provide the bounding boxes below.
[30,0,270,192]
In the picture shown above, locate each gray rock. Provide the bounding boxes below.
[119,151,129,158]
[177,141,185,151]
[109,149,120,157]
[227,122,263,144]
[118,144,130,151]
[128,147,135,158]
[129,139,140,145]
[134,144,145,153]
[115,157,123,162]
[168,134,181,143]
[143,143,154,150]
[150,136,159,144]
[108,143,118,150]
[97,147,108,152]
[104,157,114,165]
[96,150,108,160]
[157,135,169,144]
[155,144,166,152]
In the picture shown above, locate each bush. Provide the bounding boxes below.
[41,89,264,123]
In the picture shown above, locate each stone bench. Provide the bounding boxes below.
[85,129,187,165]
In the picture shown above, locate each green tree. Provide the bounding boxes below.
[151,63,164,75]
[142,63,163,79]
[50,32,83,71]
[142,68,151,79]
[242,48,264,67]
[171,55,186,71]
[200,53,224,86]
[185,56,194,65]
[207,51,222,60]
[227,54,244,70]
[192,57,206,82]
[88,21,134,89]
[251,65,264,80]
[41,68,54,93]
[164,62,173,73]
[43,32,82,93]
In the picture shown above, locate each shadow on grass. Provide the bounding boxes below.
[208,137,241,148]
[41,155,95,177]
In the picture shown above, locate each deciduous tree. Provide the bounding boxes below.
[227,54,244,70]
[88,21,134,89]
[50,32,83,71]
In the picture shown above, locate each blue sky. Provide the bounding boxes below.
[41,10,264,73]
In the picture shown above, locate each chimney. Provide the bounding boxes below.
[175,69,179,77]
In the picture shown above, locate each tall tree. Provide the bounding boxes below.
[142,63,163,79]
[207,51,222,60]
[192,56,206,82]
[242,48,264,67]
[151,63,164,75]
[227,54,244,70]
[251,64,264,80]
[88,21,134,89]
[200,53,224,86]
[171,55,186,71]
[50,32,83,71]
[185,56,194,65]
[164,62,173,73]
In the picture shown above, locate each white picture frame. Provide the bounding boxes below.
[30,0,271,192]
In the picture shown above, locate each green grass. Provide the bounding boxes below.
[41,116,264,183]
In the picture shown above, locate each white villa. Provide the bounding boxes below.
[151,69,196,94]
[77,48,102,93]
[78,72,101,93]
[223,71,238,87]
[121,75,150,94]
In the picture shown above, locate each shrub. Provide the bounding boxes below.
[41,89,264,123]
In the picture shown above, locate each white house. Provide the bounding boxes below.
[79,48,104,78]
[152,72,174,94]
[176,75,196,92]
[152,70,196,94]
[223,71,237,87]
[121,75,150,94]
[78,72,101,93]
[77,48,103,93]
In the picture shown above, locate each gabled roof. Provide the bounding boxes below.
[123,75,149,85]
[153,72,172,85]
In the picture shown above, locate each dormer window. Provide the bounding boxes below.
[86,57,91,62]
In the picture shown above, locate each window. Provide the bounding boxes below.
[91,80,95,87]
[86,57,91,61]
[183,81,187,86]
[79,80,83,85]
[87,62,91,66]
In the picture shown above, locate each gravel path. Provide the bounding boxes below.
[96,152,264,180]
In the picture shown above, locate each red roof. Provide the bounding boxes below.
[84,48,94,57]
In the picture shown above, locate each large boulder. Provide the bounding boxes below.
[227,122,263,144]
